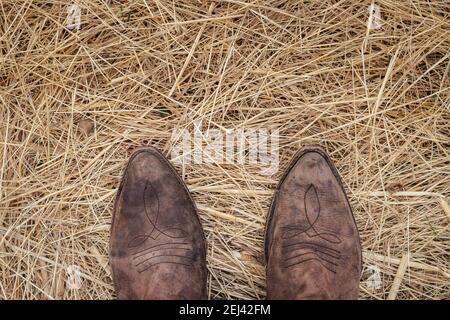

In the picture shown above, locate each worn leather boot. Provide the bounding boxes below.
[110,147,207,299]
[265,146,361,299]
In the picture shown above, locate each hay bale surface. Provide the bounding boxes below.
[0,0,449,299]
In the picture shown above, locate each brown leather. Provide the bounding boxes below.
[110,147,207,299]
[265,146,362,300]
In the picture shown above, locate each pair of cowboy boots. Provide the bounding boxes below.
[110,146,362,299]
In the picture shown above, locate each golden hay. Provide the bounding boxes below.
[0,0,449,299]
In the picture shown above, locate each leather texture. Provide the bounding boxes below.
[265,146,362,299]
[110,146,207,300]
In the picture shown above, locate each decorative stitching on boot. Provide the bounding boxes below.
[281,184,342,273]
[127,181,194,272]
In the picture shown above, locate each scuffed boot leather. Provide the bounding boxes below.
[265,146,361,299]
[110,147,207,299]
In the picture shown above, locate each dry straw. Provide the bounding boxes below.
[0,0,449,299]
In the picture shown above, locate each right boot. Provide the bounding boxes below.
[264,146,362,299]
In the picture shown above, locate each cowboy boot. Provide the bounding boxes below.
[265,146,361,299]
[110,147,207,299]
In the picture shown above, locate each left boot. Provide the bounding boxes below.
[265,146,362,299]
[110,146,207,299]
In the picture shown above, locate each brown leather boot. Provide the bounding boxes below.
[265,146,362,300]
[110,147,207,299]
